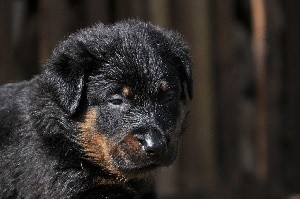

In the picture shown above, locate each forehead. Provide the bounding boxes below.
[97,31,180,87]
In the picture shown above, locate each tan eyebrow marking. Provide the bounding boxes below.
[160,81,170,91]
[122,85,131,97]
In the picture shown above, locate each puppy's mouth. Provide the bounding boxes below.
[112,137,178,174]
[78,108,178,177]
[111,156,169,178]
[79,130,177,178]
[115,160,160,172]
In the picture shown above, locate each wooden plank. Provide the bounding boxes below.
[264,0,285,196]
[250,0,268,183]
[113,0,149,21]
[0,0,15,83]
[148,0,171,28]
[214,1,241,195]
[170,0,218,197]
[38,0,86,63]
[85,0,110,24]
[285,0,300,194]
[12,0,39,79]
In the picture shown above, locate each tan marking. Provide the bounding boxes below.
[93,175,128,186]
[78,108,97,132]
[124,134,141,151]
[78,108,155,183]
[160,81,170,91]
[78,108,118,174]
[122,86,131,97]
[92,177,138,198]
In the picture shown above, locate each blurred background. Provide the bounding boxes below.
[0,0,299,198]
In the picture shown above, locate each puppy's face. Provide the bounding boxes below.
[44,20,192,177]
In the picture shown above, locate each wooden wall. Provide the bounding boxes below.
[0,0,299,198]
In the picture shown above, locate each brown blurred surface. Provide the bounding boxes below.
[0,0,299,198]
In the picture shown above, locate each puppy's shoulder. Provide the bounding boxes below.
[0,80,34,103]
[0,79,38,142]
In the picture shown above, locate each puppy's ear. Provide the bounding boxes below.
[175,48,193,100]
[155,27,193,100]
[168,34,193,100]
[43,38,99,115]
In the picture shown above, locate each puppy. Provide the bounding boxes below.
[0,20,192,199]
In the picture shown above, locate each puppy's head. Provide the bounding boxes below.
[43,20,192,178]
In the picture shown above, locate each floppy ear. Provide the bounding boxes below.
[43,57,84,115]
[157,28,193,100]
[42,38,99,115]
[175,48,193,100]
[167,34,193,100]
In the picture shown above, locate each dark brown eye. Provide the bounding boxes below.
[164,91,176,103]
[108,95,124,106]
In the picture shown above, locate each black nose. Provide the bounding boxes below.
[134,127,167,156]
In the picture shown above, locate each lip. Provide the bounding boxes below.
[115,161,160,173]
[135,163,159,171]
[112,145,178,173]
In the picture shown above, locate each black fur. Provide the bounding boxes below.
[0,20,192,199]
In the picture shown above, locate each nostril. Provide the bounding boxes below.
[143,133,167,156]
[143,141,167,156]
[165,136,171,146]
[135,137,146,147]
[133,127,167,156]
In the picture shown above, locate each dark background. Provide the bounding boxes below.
[0,0,299,198]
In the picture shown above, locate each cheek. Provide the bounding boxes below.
[122,134,141,152]
[95,107,128,136]
[158,105,183,128]
[79,130,114,169]
[77,108,145,175]
[77,108,121,174]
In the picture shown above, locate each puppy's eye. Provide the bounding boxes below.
[108,95,124,106]
[164,91,176,103]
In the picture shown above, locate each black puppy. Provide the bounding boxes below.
[0,20,192,199]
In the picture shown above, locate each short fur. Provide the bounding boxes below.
[0,20,192,199]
